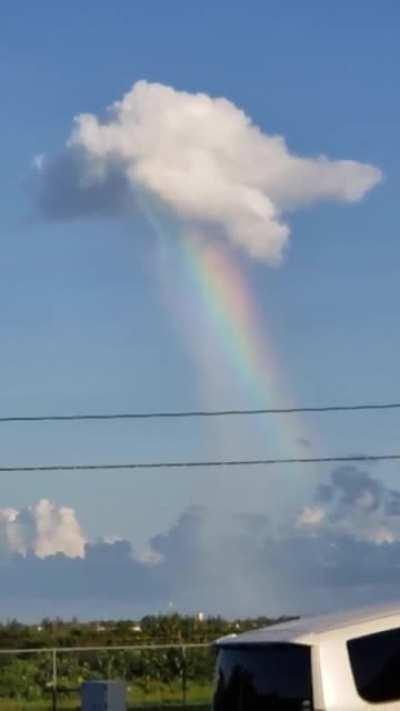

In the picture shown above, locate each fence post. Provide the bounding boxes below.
[181,645,187,709]
[52,649,58,711]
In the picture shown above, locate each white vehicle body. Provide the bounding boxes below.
[214,602,400,710]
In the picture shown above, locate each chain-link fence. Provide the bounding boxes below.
[0,643,215,711]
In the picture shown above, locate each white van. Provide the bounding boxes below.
[213,602,400,710]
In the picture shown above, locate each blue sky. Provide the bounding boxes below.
[1,1,400,618]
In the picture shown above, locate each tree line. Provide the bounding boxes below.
[0,613,296,702]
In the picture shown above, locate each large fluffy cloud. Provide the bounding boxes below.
[33,81,382,262]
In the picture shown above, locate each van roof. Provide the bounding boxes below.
[216,601,400,647]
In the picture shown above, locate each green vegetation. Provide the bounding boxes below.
[0,613,296,709]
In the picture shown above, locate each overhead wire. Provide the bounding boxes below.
[1,401,400,423]
[1,453,400,472]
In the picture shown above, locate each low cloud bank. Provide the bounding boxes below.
[2,466,400,620]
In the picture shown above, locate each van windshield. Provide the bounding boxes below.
[213,643,313,711]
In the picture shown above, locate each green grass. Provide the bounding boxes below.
[130,680,212,706]
[128,707,210,711]
[0,681,213,711]
[0,704,210,711]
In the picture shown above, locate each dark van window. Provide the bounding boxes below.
[348,627,400,703]
[213,643,313,711]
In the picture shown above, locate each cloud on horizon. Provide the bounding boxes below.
[0,500,85,559]
[32,80,382,263]
[2,466,400,620]
[297,465,400,544]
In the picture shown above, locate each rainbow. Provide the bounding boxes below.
[141,199,313,460]
[183,237,285,404]
[179,236,313,458]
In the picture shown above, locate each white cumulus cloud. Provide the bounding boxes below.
[0,499,86,558]
[34,80,382,263]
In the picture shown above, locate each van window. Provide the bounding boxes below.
[348,627,400,702]
[213,643,313,710]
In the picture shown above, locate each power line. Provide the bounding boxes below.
[1,454,400,472]
[1,401,400,424]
